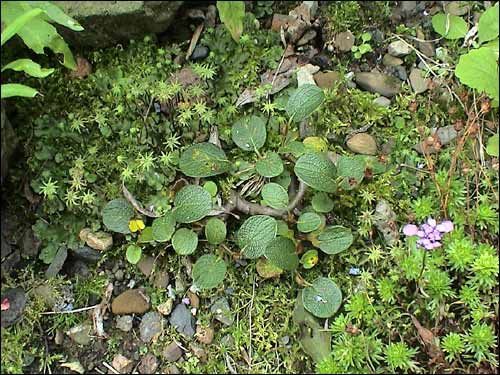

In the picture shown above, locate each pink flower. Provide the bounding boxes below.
[427,218,437,227]
[181,297,190,305]
[403,224,419,236]
[1,298,9,311]
[436,220,454,233]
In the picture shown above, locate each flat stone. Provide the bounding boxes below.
[71,246,101,263]
[66,260,90,278]
[52,1,184,48]
[112,354,134,374]
[79,228,113,251]
[190,45,209,61]
[382,53,403,66]
[313,71,340,89]
[409,68,429,94]
[45,246,68,278]
[137,255,154,277]
[414,125,458,154]
[196,325,214,345]
[162,341,183,362]
[138,353,158,374]
[334,31,354,51]
[66,324,92,346]
[297,29,317,46]
[373,96,391,107]
[297,64,319,87]
[0,288,26,328]
[116,315,133,332]
[139,312,163,343]
[111,289,150,315]
[392,66,408,81]
[388,40,411,57]
[169,304,195,337]
[210,297,234,326]
[354,72,402,97]
[347,133,377,155]
[416,27,435,57]
[157,298,174,316]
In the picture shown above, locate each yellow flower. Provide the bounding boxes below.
[129,219,145,233]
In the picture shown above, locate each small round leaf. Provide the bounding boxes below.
[203,181,218,197]
[205,218,227,245]
[297,212,322,233]
[126,245,142,264]
[300,249,319,269]
[192,254,227,290]
[302,277,342,318]
[237,215,277,258]
[232,115,267,151]
[317,226,353,255]
[256,152,284,177]
[311,192,334,213]
[265,237,299,271]
[261,183,288,209]
[294,152,337,192]
[151,213,176,242]
[174,185,212,223]
[172,228,198,255]
[102,199,134,234]
[179,142,231,177]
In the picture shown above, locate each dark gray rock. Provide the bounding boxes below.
[140,312,163,343]
[116,315,134,332]
[0,288,26,328]
[52,1,184,48]
[190,45,209,61]
[45,246,68,278]
[71,246,101,263]
[66,260,90,278]
[210,297,234,326]
[162,341,183,362]
[169,304,195,337]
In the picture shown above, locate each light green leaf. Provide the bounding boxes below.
[297,212,322,233]
[486,133,499,157]
[256,152,284,178]
[138,227,154,243]
[151,213,176,242]
[294,152,337,192]
[337,155,366,190]
[26,1,84,31]
[316,225,353,255]
[264,236,299,271]
[311,192,334,213]
[174,185,212,223]
[216,1,245,42]
[431,13,468,39]
[179,142,231,177]
[203,181,218,197]
[302,277,342,318]
[126,245,142,264]
[2,58,54,77]
[286,84,325,122]
[478,4,499,44]
[261,183,289,209]
[232,115,267,151]
[237,215,277,258]
[102,199,134,234]
[1,83,38,99]
[279,140,306,158]
[205,218,227,245]
[300,249,319,269]
[172,228,198,255]
[1,7,43,46]
[192,254,227,290]
[455,47,499,103]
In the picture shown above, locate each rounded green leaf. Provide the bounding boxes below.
[478,3,499,44]
[203,181,218,197]
[237,215,277,258]
[294,152,337,192]
[337,155,366,190]
[317,226,353,255]
[126,244,142,264]
[179,142,231,177]
[205,218,227,245]
[297,212,322,233]
[152,213,176,242]
[256,152,284,177]
[192,254,227,290]
[286,84,325,122]
[261,183,288,209]
[232,115,267,151]
[302,277,342,318]
[172,228,198,255]
[432,13,468,39]
[486,134,499,157]
[300,249,319,269]
[138,227,154,243]
[311,192,334,213]
[174,185,212,223]
[264,237,299,271]
[102,199,134,234]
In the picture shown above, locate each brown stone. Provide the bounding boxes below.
[313,71,340,89]
[111,289,150,315]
